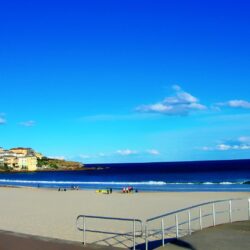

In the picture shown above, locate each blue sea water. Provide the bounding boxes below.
[0,160,250,191]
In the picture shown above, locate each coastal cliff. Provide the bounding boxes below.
[37,157,83,171]
[0,147,84,172]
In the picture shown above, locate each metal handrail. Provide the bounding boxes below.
[75,198,250,250]
[145,197,250,250]
[146,198,243,222]
[76,215,143,250]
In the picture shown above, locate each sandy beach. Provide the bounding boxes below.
[0,187,249,248]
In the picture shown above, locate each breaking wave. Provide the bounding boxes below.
[0,179,249,186]
[0,179,166,185]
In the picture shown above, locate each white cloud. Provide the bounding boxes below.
[116,149,138,156]
[19,120,36,127]
[238,136,250,143]
[136,85,206,116]
[0,117,6,125]
[216,144,250,151]
[202,136,250,151]
[77,149,161,160]
[79,154,91,159]
[48,156,66,160]
[165,91,198,104]
[201,146,212,151]
[172,84,181,91]
[217,100,250,109]
[98,152,107,157]
[138,103,172,113]
[228,100,250,109]
[0,114,6,125]
[216,144,232,151]
[146,149,160,155]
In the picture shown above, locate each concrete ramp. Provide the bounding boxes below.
[0,230,125,250]
[156,221,250,250]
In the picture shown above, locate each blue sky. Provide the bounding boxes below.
[1,0,250,163]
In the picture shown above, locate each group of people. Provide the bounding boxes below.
[96,188,112,194]
[58,185,79,191]
[96,187,139,194]
[57,186,138,193]
[122,186,138,193]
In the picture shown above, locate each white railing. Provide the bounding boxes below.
[76,198,250,250]
[145,198,250,250]
[76,215,143,250]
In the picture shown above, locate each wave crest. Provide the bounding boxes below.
[0,179,249,186]
[0,179,167,185]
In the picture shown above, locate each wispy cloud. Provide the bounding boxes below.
[146,149,160,155]
[136,85,207,116]
[216,144,250,151]
[217,100,250,109]
[238,136,250,143]
[0,117,6,125]
[19,120,36,127]
[201,136,250,151]
[78,153,110,160]
[79,154,92,159]
[98,152,108,157]
[0,114,6,125]
[48,155,66,160]
[116,149,138,156]
[77,149,161,160]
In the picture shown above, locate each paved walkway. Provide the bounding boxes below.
[156,221,250,250]
[0,230,124,250]
[1,221,249,250]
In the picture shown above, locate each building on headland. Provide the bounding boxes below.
[0,147,41,171]
[16,155,38,171]
[10,147,33,156]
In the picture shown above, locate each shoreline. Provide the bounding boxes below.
[0,168,92,174]
[1,184,250,193]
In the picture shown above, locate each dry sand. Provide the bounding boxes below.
[0,187,249,248]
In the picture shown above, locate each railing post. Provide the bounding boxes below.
[83,216,86,245]
[212,203,216,226]
[229,200,232,223]
[145,223,148,250]
[133,219,136,250]
[248,199,250,220]
[188,210,191,235]
[161,218,165,246]
[175,214,179,238]
[199,207,202,230]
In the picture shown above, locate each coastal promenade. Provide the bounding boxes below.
[1,221,249,250]
[157,221,250,250]
[0,230,123,250]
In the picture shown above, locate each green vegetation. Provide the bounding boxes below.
[0,164,11,172]
[37,157,83,170]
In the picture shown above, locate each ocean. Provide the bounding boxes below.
[0,159,250,192]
